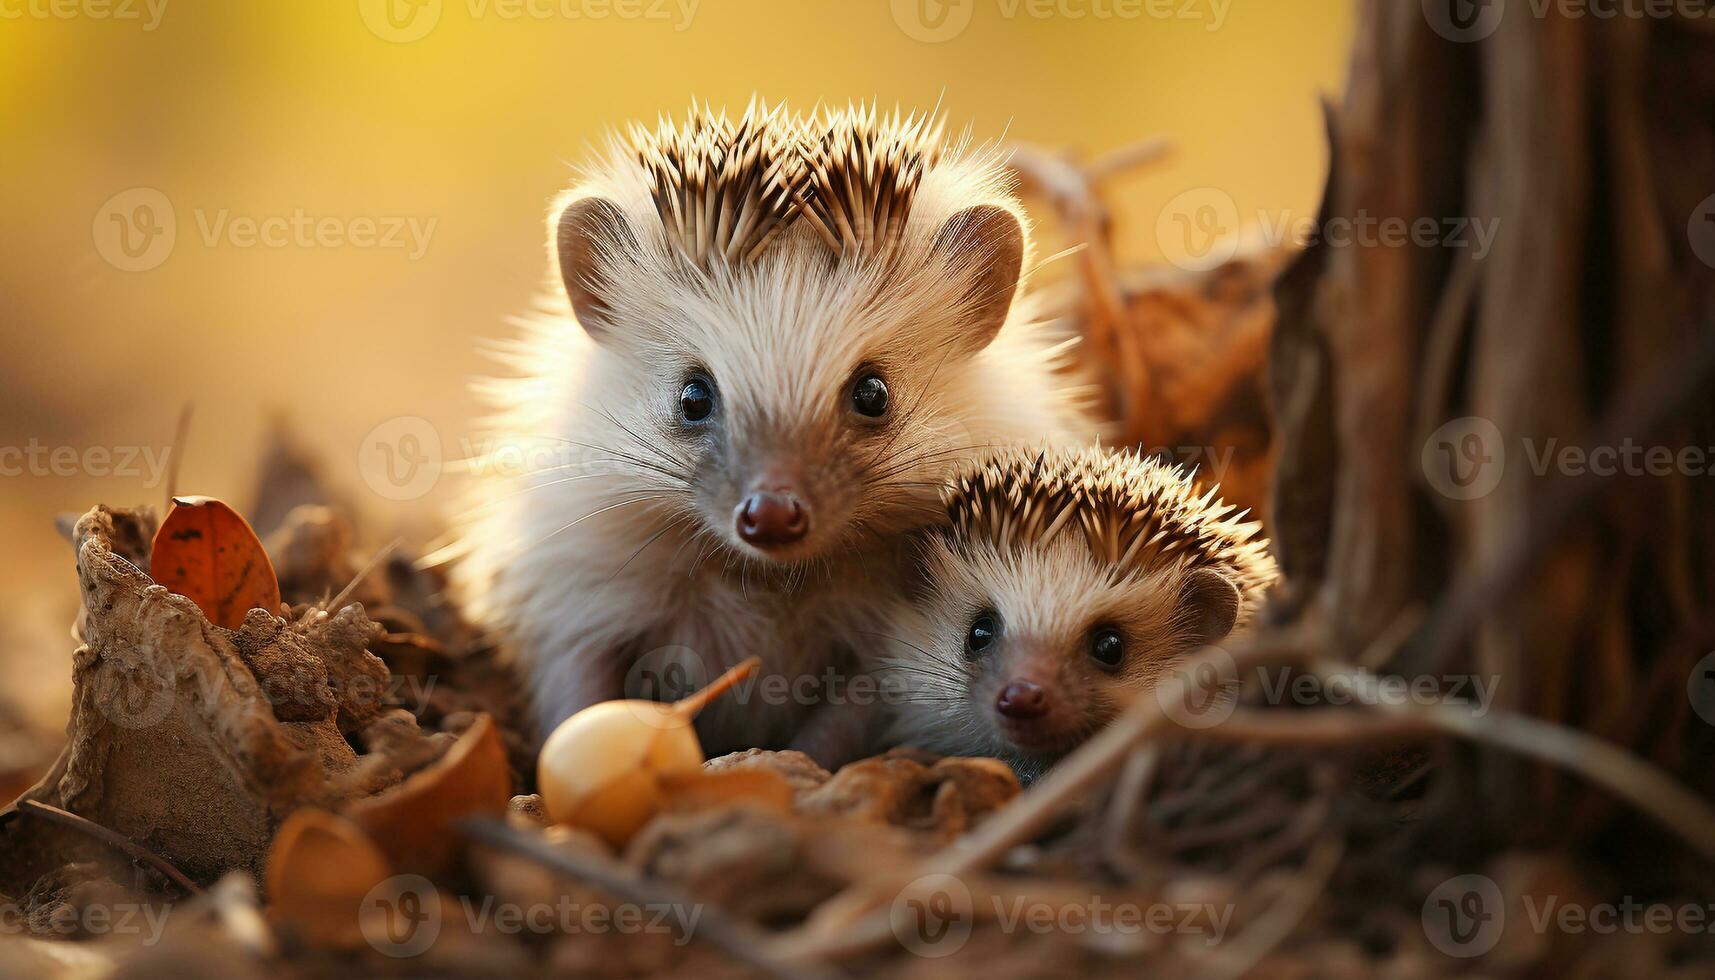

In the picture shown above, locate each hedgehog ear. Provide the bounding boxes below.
[931,204,1024,352]
[556,197,637,341]
[1177,567,1241,648]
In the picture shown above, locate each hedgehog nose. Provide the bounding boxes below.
[736,491,809,549]
[996,680,1049,720]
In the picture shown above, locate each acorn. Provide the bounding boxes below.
[536,657,759,847]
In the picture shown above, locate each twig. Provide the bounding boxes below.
[676,657,761,717]
[163,403,194,513]
[771,637,1306,962]
[460,817,839,980]
[1088,136,1174,181]
[1099,745,1158,876]
[324,538,402,614]
[1307,662,1715,859]
[18,800,202,896]
[1189,834,1344,980]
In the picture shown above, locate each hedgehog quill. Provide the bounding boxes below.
[451,101,1097,765]
[880,445,1279,780]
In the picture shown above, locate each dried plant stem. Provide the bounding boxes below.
[1188,835,1344,980]
[18,800,202,896]
[460,817,835,980]
[163,403,194,513]
[779,639,1715,965]
[675,656,761,718]
[773,639,1296,962]
[1305,662,1715,859]
[324,537,402,614]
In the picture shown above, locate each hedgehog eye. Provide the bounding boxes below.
[679,375,715,423]
[850,372,889,419]
[1088,626,1124,672]
[965,611,999,658]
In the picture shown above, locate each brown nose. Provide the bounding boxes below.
[996,680,1049,720]
[736,491,809,548]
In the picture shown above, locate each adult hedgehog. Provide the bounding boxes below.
[452,101,1096,765]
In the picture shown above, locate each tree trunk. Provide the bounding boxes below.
[1272,0,1715,849]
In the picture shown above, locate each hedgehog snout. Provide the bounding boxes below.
[735,490,809,549]
[996,680,1050,719]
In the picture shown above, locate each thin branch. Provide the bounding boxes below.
[1307,662,1715,859]
[1188,834,1344,980]
[324,537,402,614]
[460,817,839,980]
[18,800,202,896]
[163,403,194,513]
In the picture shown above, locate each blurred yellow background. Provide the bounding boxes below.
[0,0,1350,729]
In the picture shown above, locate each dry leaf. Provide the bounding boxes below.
[345,714,511,876]
[150,496,282,630]
[264,808,392,949]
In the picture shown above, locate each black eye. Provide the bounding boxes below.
[679,376,715,423]
[851,373,889,418]
[965,612,999,657]
[1089,627,1124,671]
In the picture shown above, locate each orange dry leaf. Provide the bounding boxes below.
[346,715,512,876]
[265,808,393,949]
[150,495,282,629]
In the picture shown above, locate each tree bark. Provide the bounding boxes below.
[1272,0,1715,848]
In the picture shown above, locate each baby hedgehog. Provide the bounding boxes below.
[452,101,1095,766]
[881,445,1278,779]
